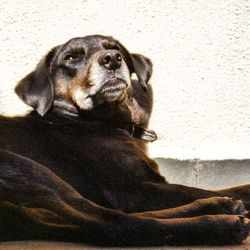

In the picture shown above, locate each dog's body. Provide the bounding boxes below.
[1,35,250,246]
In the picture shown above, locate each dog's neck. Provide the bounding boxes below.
[51,98,132,130]
[28,98,156,145]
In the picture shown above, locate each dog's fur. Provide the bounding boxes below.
[0,35,250,246]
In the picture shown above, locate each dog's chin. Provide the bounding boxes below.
[98,78,128,102]
[72,78,129,111]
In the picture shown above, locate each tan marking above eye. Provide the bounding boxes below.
[102,41,119,50]
[72,46,85,54]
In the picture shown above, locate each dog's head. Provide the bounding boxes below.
[15,35,153,116]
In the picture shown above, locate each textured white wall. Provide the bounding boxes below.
[0,0,250,160]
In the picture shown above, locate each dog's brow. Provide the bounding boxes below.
[102,41,119,51]
[68,45,85,53]
[102,40,113,48]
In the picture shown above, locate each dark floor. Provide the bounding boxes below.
[0,238,250,250]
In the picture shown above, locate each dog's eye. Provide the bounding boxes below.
[64,47,85,62]
[64,54,81,61]
[109,43,119,50]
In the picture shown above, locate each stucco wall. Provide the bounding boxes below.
[0,0,249,160]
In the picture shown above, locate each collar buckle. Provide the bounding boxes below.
[128,123,157,142]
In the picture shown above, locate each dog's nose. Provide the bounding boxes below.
[98,50,122,70]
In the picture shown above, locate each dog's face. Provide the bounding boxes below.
[53,36,132,110]
[15,35,152,116]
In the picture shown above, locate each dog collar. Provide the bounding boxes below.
[52,100,157,142]
[126,124,157,142]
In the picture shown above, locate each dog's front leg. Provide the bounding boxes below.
[135,182,250,212]
[132,197,247,219]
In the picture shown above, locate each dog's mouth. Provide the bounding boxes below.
[99,77,128,96]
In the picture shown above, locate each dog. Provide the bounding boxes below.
[0,35,250,246]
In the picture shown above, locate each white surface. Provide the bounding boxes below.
[0,0,250,160]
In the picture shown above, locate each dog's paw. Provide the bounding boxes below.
[199,215,250,245]
[225,197,248,215]
[225,215,250,244]
[194,197,248,216]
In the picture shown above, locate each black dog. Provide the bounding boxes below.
[0,35,250,246]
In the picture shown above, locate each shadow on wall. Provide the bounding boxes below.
[155,158,250,190]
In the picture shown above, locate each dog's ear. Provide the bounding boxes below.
[130,53,153,91]
[15,48,56,116]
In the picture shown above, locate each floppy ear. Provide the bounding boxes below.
[15,49,55,116]
[131,53,153,91]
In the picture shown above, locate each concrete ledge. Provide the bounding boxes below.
[155,158,250,189]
